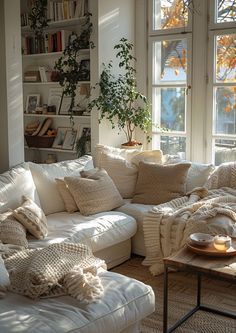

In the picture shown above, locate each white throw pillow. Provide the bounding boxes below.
[186,162,214,192]
[0,163,40,214]
[29,155,93,215]
[131,150,163,166]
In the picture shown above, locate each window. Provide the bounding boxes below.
[149,0,236,164]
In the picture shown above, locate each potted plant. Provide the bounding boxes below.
[89,38,152,147]
[54,13,94,126]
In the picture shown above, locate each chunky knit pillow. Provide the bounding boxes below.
[13,196,48,239]
[65,169,123,216]
[0,212,28,248]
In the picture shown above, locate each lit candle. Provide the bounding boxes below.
[213,235,231,251]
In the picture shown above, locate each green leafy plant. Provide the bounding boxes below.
[28,0,48,37]
[89,37,152,146]
[54,13,94,125]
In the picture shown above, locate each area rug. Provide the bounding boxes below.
[111,256,236,333]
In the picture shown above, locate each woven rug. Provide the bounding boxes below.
[111,256,236,333]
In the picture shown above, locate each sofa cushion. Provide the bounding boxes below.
[65,169,123,216]
[55,178,78,213]
[131,149,163,166]
[0,269,155,333]
[0,163,40,214]
[116,200,153,256]
[0,212,28,248]
[132,162,191,205]
[27,211,137,254]
[29,155,93,215]
[13,196,47,240]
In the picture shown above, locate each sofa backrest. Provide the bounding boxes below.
[0,163,40,214]
[29,155,93,215]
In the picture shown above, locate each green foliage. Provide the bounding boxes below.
[89,38,151,144]
[29,0,48,36]
[54,13,94,125]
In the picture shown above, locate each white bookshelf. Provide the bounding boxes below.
[21,0,91,163]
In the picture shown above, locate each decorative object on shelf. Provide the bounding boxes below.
[89,38,152,148]
[24,118,56,148]
[28,0,48,37]
[25,94,40,113]
[59,94,73,115]
[52,127,70,149]
[78,59,90,81]
[62,129,77,150]
[54,13,94,124]
[75,127,91,157]
[47,88,63,114]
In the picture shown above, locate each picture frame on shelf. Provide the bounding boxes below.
[48,88,63,114]
[52,127,69,149]
[25,94,40,113]
[78,126,91,139]
[78,59,90,81]
[59,94,72,115]
[62,129,77,150]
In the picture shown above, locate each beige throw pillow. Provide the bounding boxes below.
[55,178,78,213]
[0,212,28,248]
[13,196,48,239]
[132,162,191,205]
[65,169,124,216]
[131,150,163,167]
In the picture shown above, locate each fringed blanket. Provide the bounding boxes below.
[3,242,106,302]
[143,187,236,275]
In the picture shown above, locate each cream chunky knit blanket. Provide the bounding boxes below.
[143,187,236,275]
[4,242,106,302]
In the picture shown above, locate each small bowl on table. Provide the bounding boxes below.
[189,233,214,247]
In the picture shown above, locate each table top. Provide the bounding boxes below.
[163,246,236,281]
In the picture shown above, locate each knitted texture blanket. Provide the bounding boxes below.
[4,242,106,302]
[143,187,236,275]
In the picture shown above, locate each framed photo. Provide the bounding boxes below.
[59,94,72,115]
[62,129,77,150]
[48,88,63,114]
[25,94,40,113]
[78,126,91,139]
[52,127,69,149]
[78,59,90,81]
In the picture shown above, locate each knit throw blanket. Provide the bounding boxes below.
[3,242,106,302]
[143,187,236,275]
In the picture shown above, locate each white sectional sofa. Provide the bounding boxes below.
[0,145,223,333]
[0,155,155,333]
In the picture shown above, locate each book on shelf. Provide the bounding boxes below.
[47,0,87,22]
[22,30,72,55]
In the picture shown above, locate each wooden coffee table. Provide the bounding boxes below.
[163,246,236,333]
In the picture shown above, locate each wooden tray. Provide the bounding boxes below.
[186,238,236,257]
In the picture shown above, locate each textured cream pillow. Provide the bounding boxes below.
[96,152,138,198]
[65,169,124,216]
[13,196,48,239]
[132,162,191,205]
[0,212,28,248]
[55,178,78,213]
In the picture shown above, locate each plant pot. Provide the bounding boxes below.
[121,141,143,150]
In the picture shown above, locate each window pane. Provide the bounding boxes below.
[216,0,236,23]
[214,87,236,135]
[216,34,236,82]
[214,139,236,165]
[153,0,188,30]
[160,135,186,155]
[153,39,187,84]
[153,87,186,131]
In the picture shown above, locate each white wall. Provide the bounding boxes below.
[90,0,135,152]
[0,0,24,173]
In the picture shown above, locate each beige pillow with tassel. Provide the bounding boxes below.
[55,178,78,213]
